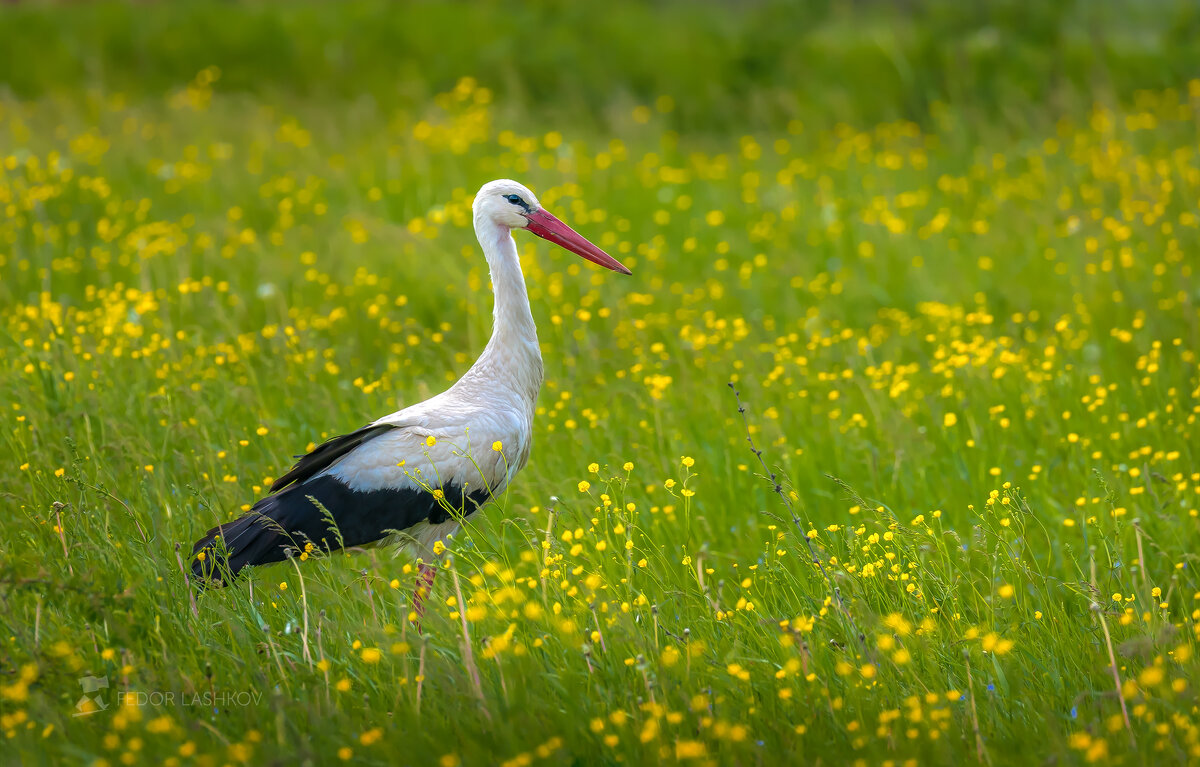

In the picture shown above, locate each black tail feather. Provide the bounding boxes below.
[191,514,276,585]
[191,485,345,586]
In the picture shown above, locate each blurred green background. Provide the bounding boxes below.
[2,0,1198,134]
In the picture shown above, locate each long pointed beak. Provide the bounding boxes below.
[524,208,632,275]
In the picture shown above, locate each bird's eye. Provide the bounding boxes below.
[504,194,526,207]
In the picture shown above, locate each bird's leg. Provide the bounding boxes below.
[411,563,438,631]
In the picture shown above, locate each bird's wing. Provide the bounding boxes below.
[331,403,515,498]
[191,404,520,583]
[269,422,399,493]
[269,392,508,497]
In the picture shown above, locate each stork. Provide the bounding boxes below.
[190,179,630,617]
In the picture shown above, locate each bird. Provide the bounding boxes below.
[190,179,631,615]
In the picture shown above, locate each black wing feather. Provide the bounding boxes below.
[270,422,396,493]
[190,478,488,585]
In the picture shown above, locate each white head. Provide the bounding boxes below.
[473,179,542,229]
[472,179,631,275]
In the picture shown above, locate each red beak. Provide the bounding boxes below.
[524,209,632,275]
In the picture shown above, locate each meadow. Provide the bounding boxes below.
[1,2,1199,765]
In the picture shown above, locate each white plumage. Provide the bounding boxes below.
[191,180,630,607]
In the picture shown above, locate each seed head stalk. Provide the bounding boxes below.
[729,382,869,658]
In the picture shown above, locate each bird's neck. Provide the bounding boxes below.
[468,217,543,403]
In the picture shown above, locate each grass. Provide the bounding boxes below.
[1,2,1199,765]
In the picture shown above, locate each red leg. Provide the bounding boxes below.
[412,563,437,631]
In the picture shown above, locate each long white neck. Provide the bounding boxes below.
[459,215,543,406]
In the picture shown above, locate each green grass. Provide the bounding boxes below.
[1,2,1199,765]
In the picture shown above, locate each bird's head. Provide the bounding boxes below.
[473,179,631,275]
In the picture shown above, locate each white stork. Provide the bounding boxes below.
[191,179,630,613]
